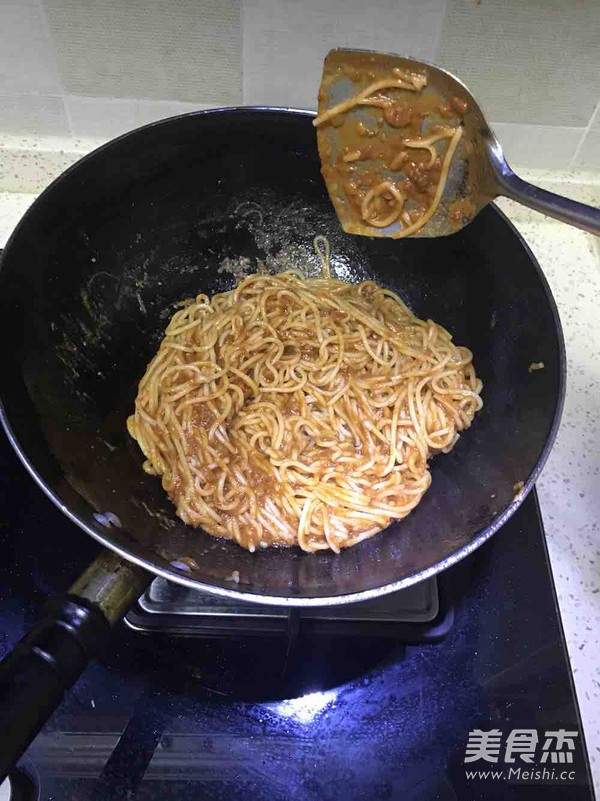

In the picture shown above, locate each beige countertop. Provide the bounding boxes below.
[1,135,599,794]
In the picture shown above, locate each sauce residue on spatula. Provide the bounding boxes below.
[314,49,472,239]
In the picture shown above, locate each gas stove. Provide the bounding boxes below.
[0,414,595,799]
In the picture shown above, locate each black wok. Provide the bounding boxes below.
[0,108,564,777]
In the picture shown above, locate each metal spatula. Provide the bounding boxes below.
[315,48,600,239]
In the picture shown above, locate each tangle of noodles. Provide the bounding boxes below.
[127,243,483,553]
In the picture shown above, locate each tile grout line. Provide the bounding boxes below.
[239,0,246,104]
[431,0,450,63]
[33,0,66,94]
[569,100,600,170]
[61,96,75,139]
[32,0,74,137]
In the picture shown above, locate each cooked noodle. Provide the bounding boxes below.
[313,75,424,127]
[128,243,482,553]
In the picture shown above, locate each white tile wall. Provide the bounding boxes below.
[0,93,68,136]
[576,131,600,171]
[65,96,212,139]
[45,0,242,104]
[0,0,61,94]
[491,123,585,171]
[0,0,599,171]
[242,0,447,109]
[435,0,600,127]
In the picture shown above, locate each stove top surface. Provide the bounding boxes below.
[0,420,594,799]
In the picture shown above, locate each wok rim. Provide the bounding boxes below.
[0,106,566,607]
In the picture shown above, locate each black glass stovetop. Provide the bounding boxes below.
[0,417,595,799]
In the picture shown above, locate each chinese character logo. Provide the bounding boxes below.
[464,729,579,765]
[505,729,538,763]
[540,731,579,764]
[465,729,503,763]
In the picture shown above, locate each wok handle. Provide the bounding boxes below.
[496,168,600,236]
[0,551,150,781]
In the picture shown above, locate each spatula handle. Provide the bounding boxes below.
[497,169,600,236]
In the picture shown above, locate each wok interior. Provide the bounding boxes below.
[0,109,563,602]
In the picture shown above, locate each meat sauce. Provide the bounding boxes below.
[315,50,469,236]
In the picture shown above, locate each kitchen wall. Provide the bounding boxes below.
[1,0,599,170]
